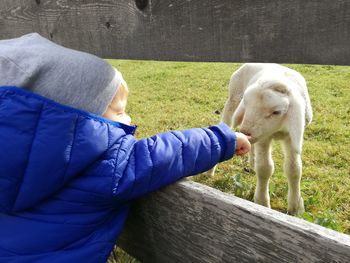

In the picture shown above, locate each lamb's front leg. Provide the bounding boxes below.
[283,139,304,215]
[254,140,274,208]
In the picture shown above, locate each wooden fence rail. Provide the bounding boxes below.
[1,0,350,262]
[119,180,350,262]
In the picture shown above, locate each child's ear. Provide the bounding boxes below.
[113,67,129,98]
[120,79,129,94]
[233,100,245,127]
[111,83,129,112]
[118,81,129,101]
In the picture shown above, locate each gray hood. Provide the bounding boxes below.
[0,33,121,115]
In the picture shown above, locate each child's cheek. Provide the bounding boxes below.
[119,113,132,125]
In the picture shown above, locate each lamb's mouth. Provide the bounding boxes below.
[249,138,257,144]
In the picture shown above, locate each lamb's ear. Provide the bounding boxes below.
[286,104,305,154]
[271,83,289,95]
[232,100,245,128]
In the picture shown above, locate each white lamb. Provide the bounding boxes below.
[219,63,312,215]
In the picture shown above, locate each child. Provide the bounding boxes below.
[0,33,250,263]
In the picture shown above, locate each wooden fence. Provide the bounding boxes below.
[119,180,350,262]
[1,0,350,262]
[1,0,350,65]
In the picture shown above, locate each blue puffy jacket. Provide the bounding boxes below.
[0,86,236,262]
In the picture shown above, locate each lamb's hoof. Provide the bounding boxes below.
[287,197,305,216]
[204,167,216,177]
[254,196,271,208]
[200,170,214,178]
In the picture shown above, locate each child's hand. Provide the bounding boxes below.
[235,132,251,156]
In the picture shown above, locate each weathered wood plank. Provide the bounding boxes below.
[0,0,349,65]
[118,179,350,263]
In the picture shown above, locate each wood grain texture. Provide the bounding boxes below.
[0,0,350,64]
[118,180,350,262]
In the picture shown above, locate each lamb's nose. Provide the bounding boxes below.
[240,129,251,137]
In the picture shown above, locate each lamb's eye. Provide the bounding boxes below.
[272,110,281,115]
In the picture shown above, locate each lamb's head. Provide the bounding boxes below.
[233,82,291,144]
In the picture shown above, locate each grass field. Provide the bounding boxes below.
[107,59,350,236]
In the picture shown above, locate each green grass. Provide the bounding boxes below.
[107,247,138,263]
[107,60,350,235]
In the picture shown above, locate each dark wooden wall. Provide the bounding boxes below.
[1,0,350,65]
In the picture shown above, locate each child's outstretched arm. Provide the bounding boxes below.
[113,123,250,203]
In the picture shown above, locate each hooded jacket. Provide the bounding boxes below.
[0,86,236,262]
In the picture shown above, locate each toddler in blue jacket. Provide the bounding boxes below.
[0,33,250,263]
